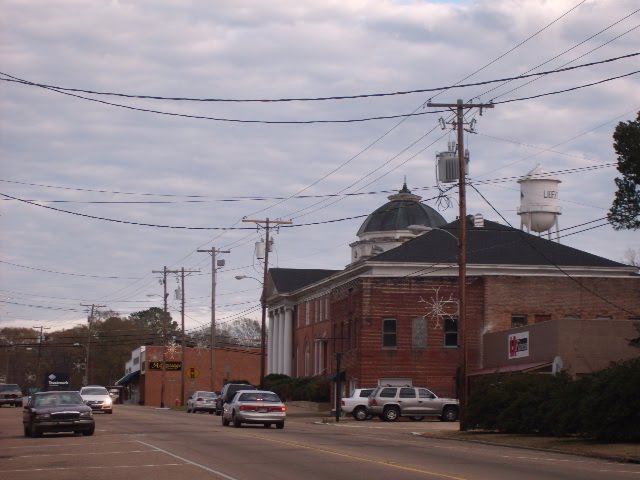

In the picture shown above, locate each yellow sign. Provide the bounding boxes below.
[187,367,199,379]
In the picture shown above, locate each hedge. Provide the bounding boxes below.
[466,357,640,441]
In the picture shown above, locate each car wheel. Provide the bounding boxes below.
[222,415,230,426]
[30,423,42,438]
[186,407,191,413]
[275,421,284,429]
[382,406,400,422]
[82,425,95,436]
[23,425,30,437]
[106,410,113,414]
[409,416,425,422]
[441,406,458,422]
[232,413,241,428]
[209,411,214,415]
[263,423,271,428]
[352,406,369,421]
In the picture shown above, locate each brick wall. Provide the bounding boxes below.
[142,346,260,407]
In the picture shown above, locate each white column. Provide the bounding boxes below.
[283,307,293,376]
[273,309,281,374]
[267,311,275,375]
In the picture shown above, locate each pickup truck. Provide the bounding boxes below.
[340,388,375,420]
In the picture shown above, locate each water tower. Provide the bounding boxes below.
[517,164,561,241]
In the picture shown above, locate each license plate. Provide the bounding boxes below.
[258,408,268,413]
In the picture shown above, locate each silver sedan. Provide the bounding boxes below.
[222,390,286,429]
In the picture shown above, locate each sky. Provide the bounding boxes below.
[1,0,638,336]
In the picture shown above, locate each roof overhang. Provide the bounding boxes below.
[115,370,140,385]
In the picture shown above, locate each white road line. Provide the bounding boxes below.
[13,449,155,458]
[0,464,183,473]
[136,440,240,480]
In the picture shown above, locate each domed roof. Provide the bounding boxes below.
[357,182,447,236]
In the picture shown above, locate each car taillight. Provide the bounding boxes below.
[341,400,345,406]
[239,405,255,411]
[371,399,378,406]
[270,406,286,412]
[197,397,204,401]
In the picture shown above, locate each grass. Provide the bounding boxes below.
[422,430,640,463]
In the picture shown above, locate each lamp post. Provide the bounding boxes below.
[235,274,266,385]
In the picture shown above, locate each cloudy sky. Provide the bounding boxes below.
[1,0,638,335]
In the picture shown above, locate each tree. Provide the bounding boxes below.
[217,318,261,347]
[608,111,640,230]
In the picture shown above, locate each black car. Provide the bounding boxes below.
[215,383,256,415]
[23,391,95,437]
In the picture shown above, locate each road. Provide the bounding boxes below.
[1,404,639,479]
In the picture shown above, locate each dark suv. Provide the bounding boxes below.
[215,383,256,415]
[367,386,459,422]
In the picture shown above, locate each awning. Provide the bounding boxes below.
[115,370,140,385]
[468,361,552,377]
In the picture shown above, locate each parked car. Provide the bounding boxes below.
[367,386,459,422]
[341,387,375,420]
[187,391,218,414]
[0,383,23,407]
[79,385,113,414]
[215,383,256,415]
[222,390,286,429]
[23,391,95,437]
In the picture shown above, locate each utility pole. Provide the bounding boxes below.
[427,99,493,431]
[152,266,199,407]
[80,304,105,386]
[197,247,229,393]
[32,325,51,391]
[242,218,292,386]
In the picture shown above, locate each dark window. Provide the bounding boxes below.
[418,388,435,399]
[511,315,528,328]
[444,317,458,347]
[382,318,397,348]
[380,388,397,398]
[399,388,416,398]
[359,389,374,398]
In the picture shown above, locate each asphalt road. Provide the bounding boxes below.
[1,404,639,480]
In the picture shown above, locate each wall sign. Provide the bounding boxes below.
[508,331,529,359]
[148,361,182,371]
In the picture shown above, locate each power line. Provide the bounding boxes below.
[2,52,636,103]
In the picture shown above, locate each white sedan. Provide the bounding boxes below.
[222,390,286,429]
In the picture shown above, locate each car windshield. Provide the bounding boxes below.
[0,384,20,392]
[34,393,83,407]
[238,392,280,403]
[82,387,108,395]
[198,392,216,398]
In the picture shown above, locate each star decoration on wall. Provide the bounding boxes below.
[165,339,180,359]
[419,286,458,330]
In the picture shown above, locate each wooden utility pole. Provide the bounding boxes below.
[32,325,51,391]
[242,218,292,385]
[197,247,229,393]
[427,99,493,430]
[80,304,105,386]
[152,266,199,407]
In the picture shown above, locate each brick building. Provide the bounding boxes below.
[117,345,260,407]
[264,184,640,400]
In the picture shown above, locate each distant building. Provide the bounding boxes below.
[265,183,640,399]
[116,345,260,407]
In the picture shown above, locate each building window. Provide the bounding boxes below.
[382,318,397,348]
[444,317,458,347]
[304,341,310,376]
[511,314,528,328]
[412,317,427,349]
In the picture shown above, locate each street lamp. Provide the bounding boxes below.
[235,274,266,385]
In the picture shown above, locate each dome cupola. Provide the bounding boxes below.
[349,181,447,265]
